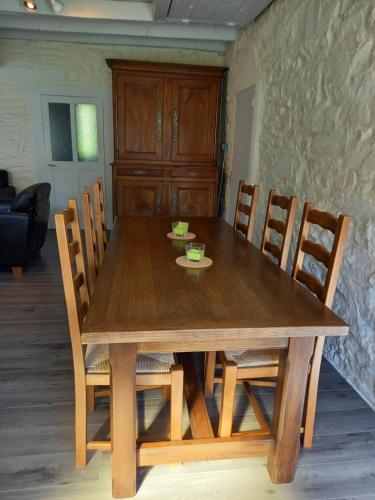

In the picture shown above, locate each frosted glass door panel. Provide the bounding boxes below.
[75,104,99,162]
[48,103,73,161]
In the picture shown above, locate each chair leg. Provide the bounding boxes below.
[86,385,95,413]
[302,337,324,448]
[75,385,87,468]
[218,360,237,437]
[203,351,216,397]
[170,364,184,441]
[163,385,171,401]
[11,267,22,278]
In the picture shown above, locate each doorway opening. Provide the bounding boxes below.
[41,95,105,226]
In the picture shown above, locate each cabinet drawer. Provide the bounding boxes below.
[116,167,164,178]
[170,168,217,179]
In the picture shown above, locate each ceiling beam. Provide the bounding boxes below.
[0,28,228,53]
[0,13,238,42]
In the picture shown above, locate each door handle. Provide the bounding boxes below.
[48,164,56,167]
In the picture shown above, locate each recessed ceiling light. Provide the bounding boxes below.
[23,1,37,11]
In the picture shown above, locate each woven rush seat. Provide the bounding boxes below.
[224,349,280,368]
[85,344,174,374]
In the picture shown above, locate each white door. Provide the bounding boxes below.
[41,95,105,226]
[229,86,256,223]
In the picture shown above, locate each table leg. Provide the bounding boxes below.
[267,337,314,483]
[110,343,137,498]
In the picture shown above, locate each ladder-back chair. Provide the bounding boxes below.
[261,189,298,270]
[82,187,100,296]
[205,202,350,444]
[234,181,260,241]
[291,202,350,446]
[204,190,298,437]
[56,199,184,468]
[93,177,108,265]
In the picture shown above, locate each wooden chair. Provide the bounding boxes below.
[204,189,298,437]
[55,198,184,468]
[82,187,100,296]
[260,189,298,270]
[291,203,350,446]
[93,177,108,265]
[234,181,260,241]
[205,203,350,446]
[204,190,298,437]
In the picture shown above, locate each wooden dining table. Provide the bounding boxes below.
[81,216,348,498]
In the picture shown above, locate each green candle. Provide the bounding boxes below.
[172,221,189,236]
[185,243,205,262]
[186,248,204,261]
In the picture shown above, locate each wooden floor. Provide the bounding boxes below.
[0,231,374,500]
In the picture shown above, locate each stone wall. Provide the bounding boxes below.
[225,0,375,408]
[0,38,224,191]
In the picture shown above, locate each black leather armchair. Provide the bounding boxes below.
[0,183,51,276]
[0,170,16,198]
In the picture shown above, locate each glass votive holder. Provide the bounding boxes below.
[172,221,189,236]
[185,242,205,262]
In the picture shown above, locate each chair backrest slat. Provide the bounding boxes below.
[307,209,338,233]
[73,272,84,294]
[301,240,331,267]
[267,218,286,235]
[264,241,281,260]
[93,177,107,265]
[234,180,260,241]
[68,239,80,262]
[292,202,351,308]
[295,268,324,301]
[82,186,100,296]
[55,198,90,378]
[261,189,298,270]
[238,203,251,216]
[77,302,89,327]
[271,194,290,210]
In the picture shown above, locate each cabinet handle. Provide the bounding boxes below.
[156,99,162,142]
[172,191,177,215]
[172,102,179,142]
[156,190,161,215]
[133,169,147,176]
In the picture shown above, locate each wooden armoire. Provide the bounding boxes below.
[107,60,225,217]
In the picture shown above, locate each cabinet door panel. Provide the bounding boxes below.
[116,74,164,161]
[170,78,219,163]
[170,181,215,217]
[116,179,163,216]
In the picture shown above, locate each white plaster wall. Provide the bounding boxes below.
[0,38,224,192]
[225,0,375,408]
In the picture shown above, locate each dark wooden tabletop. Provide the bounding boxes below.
[81,216,348,344]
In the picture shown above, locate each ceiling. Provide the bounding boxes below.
[0,0,273,52]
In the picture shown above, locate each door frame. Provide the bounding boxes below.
[30,84,114,227]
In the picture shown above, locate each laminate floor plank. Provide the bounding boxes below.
[0,232,374,500]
